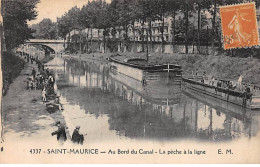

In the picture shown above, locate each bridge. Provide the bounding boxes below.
[25,39,66,54]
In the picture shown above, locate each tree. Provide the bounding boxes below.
[194,0,211,53]
[179,0,194,54]
[32,18,57,39]
[165,0,181,47]
[136,0,158,52]
[2,0,39,49]
[156,0,168,52]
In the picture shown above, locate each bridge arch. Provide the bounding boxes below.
[28,43,56,54]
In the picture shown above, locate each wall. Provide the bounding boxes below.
[71,41,217,55]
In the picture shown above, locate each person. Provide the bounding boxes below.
[42,63,45,71]
[28,78,33,90]
[201,72,206,83]
[32,68,36,79]
[46,68,50,76]
[37,61,41,71]
[39,75,44,90]
[217,80,222,87]
[209,76,215,86]
[32,78,37,90]
[51,121,67,142]
[48,74,55,88]
[54,96,63,111]
[229,81,236,90]
[30,56,33,64]
[71,126,85,145]
[237,75,243,90]
[42,87,47,103]
[27,78,33,90]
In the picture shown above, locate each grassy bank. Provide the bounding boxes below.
[148,53,260,85]
[68,51,260,85]
[1,51,25,96]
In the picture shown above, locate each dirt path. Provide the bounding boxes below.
[2,59,68,145]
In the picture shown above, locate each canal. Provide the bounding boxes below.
[46,56,260,144]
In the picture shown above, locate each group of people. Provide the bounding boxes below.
[20,52,86,145]
[22,51,56,105]
[51,121,85,145]
[41,71,55,103]
[203,74,251,92]
[26,66,56,104]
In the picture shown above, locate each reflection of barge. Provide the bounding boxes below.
[182,78,260,109]
[108,55,182,81]
[109,69,182,105]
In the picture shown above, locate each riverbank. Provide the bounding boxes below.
[2,56,69,146]
[65,52,260,85]
[2,51,25,96]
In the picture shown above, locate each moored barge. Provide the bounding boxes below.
[108,54,182,82]
[182,77,260,110]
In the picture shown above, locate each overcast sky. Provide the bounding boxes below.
[28,0,111,25]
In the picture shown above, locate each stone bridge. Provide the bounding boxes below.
[26,39,66,54]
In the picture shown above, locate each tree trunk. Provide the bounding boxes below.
[68,31,71,52]
[90,27,93,49]
[103,29,106,53]
[197,6,201,54]
[211,0,217,54]
[132,22,136,52]
[141,19,145,52]
[87,28,89,52]
[171,10,176,48]
[98,29,100,52]
[149,20,153,51]
[125,23,128,52]
[79,31,82,53]
[161,16,165,53]
[185,9,189,54]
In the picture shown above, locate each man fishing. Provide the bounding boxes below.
[51,121,67,143]
[71,126,86,145]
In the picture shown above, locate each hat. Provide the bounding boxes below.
[55,121,61,125]
[76,126,80,129]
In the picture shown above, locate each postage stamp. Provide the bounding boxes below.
[220,2,259,50]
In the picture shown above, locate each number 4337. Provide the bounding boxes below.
[29,149,41,154]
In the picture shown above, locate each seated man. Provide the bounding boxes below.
[71,126,85,145]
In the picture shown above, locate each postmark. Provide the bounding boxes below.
[220,2,259,50]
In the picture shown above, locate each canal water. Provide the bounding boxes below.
[46,56,260,144]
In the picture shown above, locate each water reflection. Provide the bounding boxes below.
[47,57,260,143]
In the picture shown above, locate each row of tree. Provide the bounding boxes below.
[57,0,260,53]
[29,0,260,54]
[1,0,39,50]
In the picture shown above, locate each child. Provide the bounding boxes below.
[42,88,47,103]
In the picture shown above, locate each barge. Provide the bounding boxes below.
[182,77,260,110]
[108,54,182,82]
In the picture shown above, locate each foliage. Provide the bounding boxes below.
[2,0,39,49]
[31,18,57,39]
[54,0,258,52]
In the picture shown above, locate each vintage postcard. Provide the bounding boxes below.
[0,0,260,164]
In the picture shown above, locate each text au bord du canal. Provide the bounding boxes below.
[29,148,232,155]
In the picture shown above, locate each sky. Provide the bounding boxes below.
[28,0,111,25]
